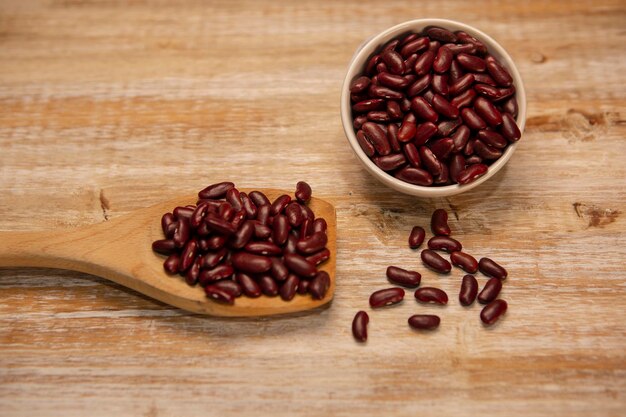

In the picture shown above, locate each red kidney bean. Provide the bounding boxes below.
[408,226,426,249]
[374,153,406,171]
[369,287,405,308]
[500,113,521,142]
[285,202,304,227]
[381,48,405,74]
[387,123,401,152]
[474,140,503,160]
[225,188,243,212]
[437,118,461,137]
[414,50,435,75]
[218,202,234,222]
[397,121,417,142]
[479,257,508,280]
[378,72,411,89]
[272,214,290,246]
[431,208,451,236]
[386,101,403,119]
[362,122,391,156]
[426,26,457,43]
[172,218,191,248]
[309,271,330,299]
[455,31,487,55]
[270,194,291,216]
[312,218,327,233]
[204,284,236,304]
[201,247,228,269]
[418,146,442,176]
[179,238,198,271]
[474,96,503,127]
[382,38,399,52]
[448,154,466,183]
[421,249,452,273]
[230,252,272,274]
[198,182,235,200]
[257,275,278,297]
[429,138,455,161]
[161,212,175,235]
[245,240,282,256]
[428,236,462,252]
[248,191,270,208]
[356,130,376,157]
[205,214,237,236]
[449,58,464,81]
[296,231,328,255]
[428,40,440,51]
[350,76,371,93]
[408,314,440,330]
[403,112,417,124]
[213,279,242,298]
[295,279,309,296]
[394,166,433,186]
[298,219,313,241]
[189,203,209,228]
[411,97,438,122]
[414,122,438,145]
[401,143,420,168]
[163,253,181,274]
[228,220,254,249]
[369,84,404,100]
[407,74,432,97]
[352,311,369,342]
[351,92,370,103]
[152,239,176,255]
[204,235,227,251]
[463,139,476,156]
[456,53,486,72]
[279,274,299,301]
[450,88,476,109]
[478,277,503,304]
[477,130,507,149]
[232,211,249,230]
[400,97,412,112]
[199,264,234,286]
[353,114,368,130]
[353,98,385,113]
[449,73,474,96]
[480,299,507,325]
[255,204,271,226]
[185,257,201,285]
[270,257,289,282]
[473,73,497,86]
[401,37,429,57]
[451,125,470,152]
[414,287,448,304]
[433,163,449,185]
[283,253,317,278]
[446,43,476,55]
[459,274,478,306]
[501,96,518,118]
[456,163,488,184]
[386,266,421,288]
[465,155,483,165]
[253,222,272,240]
[475,83,515,101]
[461,107,487,130]
[367,110,391,122]
[450,251,478,273]
[433,46,453,73]
[431,94,459,118]
[235,272,262,297]
[486,56,513,87]
[365,54,381,76]
[305,248,330,266]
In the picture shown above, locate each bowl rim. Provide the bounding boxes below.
[340,18,527,198]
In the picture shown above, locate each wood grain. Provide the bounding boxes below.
[0,0,625,416]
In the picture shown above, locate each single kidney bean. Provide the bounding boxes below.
[369,84,404,100]
[309,271,330,299]
[350,76,371,93]
[446,42,477,55]
[270,257,289,282]
[428,236,462,252]
[362,122,391,156]
[414,122,438,145]
[369,287,405,308]
[486,56,513,87]
[285,202,304,227]
[433,163,449,185]
[353,114,368,130]
[161,212,175,235]
[180,238,198,272]
[386,101,403,119]
[374,153,407,171]
[190,203,209,228]
[450,251,478,273]
[408,226,426,249]
[402,143,421,168]
[296,181,313,204]
[199,264,234,286]
[226,188,243,212]
[401,36,429,57]
[429,138,455,161]
[387,123,401,152]
[296,231,328,255]
[450,88,476,109]
[474,83,514,101]
[272,214,290,246]
[201,247,228,269]
[365,53,381,76]
[299,219,314,241]
[244,241,282,256]
[448,154,466,183]
[258,275,279,297]
[426,26,457,43]
[500,113,521,142]
[448,73,474,96]
[461,107,487,130]
[163,253,181,274]
[378,72,411,89]
[256,204,271,226]
[231,252,272,274]
[312,218,327,234]
[152,239,176,255]
[204,284,236,305]
[478,277,503,304]
[213,279,242,298]
[218,202,234,222]
[228,220,254,249]
[408,314,441,330]
[382,38,399,52]
[431,208,451,236]
[381,48,405,74]
[478,257,508,280]
[394,166,433,186]
[419,146,442,176]
[451,125,470,152]
[449,58,464,81]
[456,53,486,72]
[477,130,507,149]
[353,98,385,113]
[432,94,459,118]
[185,258,201,286]
[414,50,435,75]
[198,182,235,200]
[284,253,317,278]
[248,191,270,209]
[474,96,503,127]
[473,73,497,86]
[398,121,417,142]
[279,274,299,301]
[455,31,487,55]
[456,163,488,184]
[459,274,478,306]
[235,272,262,298]
[474,140,503,160]
[204,235,227,251]
[253,222,272,240]
[270,194,291,216]
[501,96,518,118]
[297,278,309,295]
[407,74,432,97]
[466,155,483,165]
[172,218,191,248]
[205,214,237,236]
[352,311,369,342]
[356,130,376,157]
[367,110,391,122]
[386,266,421,288]
[414,287,448,304]
[421,249,452,273]
[480,299,507,325]
[305,248,330,266]
[437,118,461,137]
[400,97,412,113]
[433,46,453,73]
[411,97,438,123]
[231,209,247,231]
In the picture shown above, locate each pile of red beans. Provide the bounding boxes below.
[350,26,521,186]
[352,208,508,342]
[152,182,331,305]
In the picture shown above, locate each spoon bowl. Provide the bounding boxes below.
[0,189,336,317]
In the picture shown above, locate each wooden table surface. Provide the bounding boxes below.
[1,1,625,416]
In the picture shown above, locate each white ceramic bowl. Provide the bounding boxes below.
[340,19,527,197]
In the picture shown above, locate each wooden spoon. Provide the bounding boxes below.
[0,189,336,317]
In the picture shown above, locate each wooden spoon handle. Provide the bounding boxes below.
[0,230,71,268]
